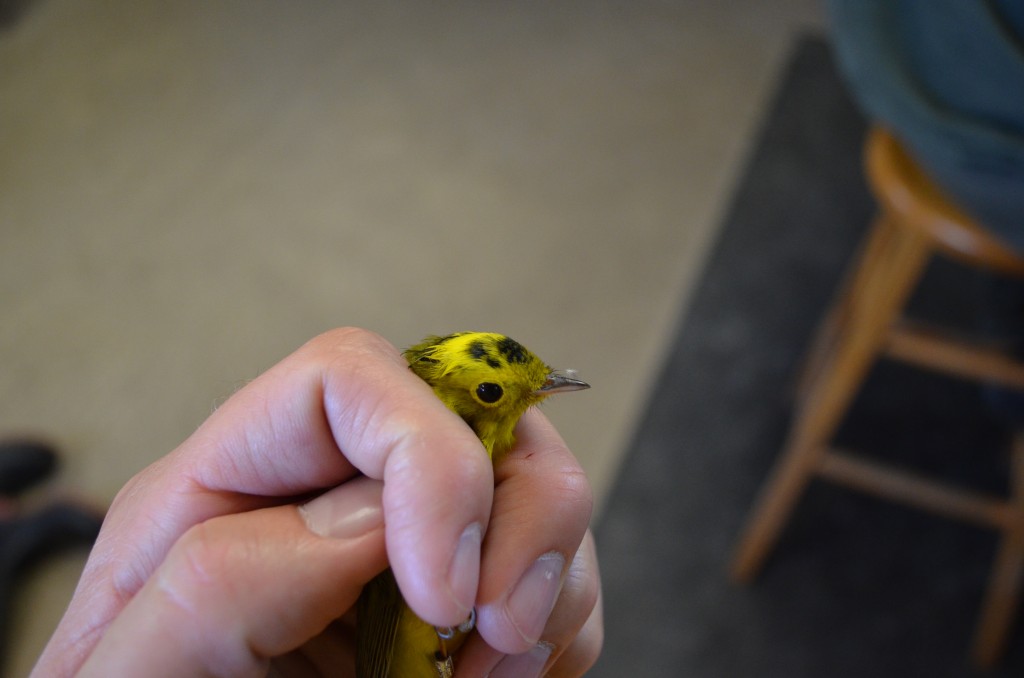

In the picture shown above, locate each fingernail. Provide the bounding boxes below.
[447,522,482,616]
[506,552,565,645]
[488,642,554,678]
[299,477,384,539]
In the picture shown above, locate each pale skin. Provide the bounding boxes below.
[32,328,603,677]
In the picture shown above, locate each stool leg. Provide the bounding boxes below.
[795,214,897,408]
[973,434,1024,668]
[731,215,931,582]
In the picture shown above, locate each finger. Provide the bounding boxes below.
[455,530,602,677]
[269,617,357,678]
[315,330,494,627]
[78,477,386,677]
[546,594,604,678]
[474,409,594,655]
[543,532,603,677]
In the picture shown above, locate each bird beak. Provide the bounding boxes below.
[536,369,590,395]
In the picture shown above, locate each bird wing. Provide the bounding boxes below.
[356,569,403,678]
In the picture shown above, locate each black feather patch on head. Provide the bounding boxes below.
[468,341,487,361]
[496,336,528,365]
[467,339,503,369]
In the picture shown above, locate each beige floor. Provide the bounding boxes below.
[2,0,824,674]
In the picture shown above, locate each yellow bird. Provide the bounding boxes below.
[356,332,589,678]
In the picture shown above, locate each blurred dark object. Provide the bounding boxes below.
[0,0,30,30]
[0,440,104,674]
[0,440,57,497]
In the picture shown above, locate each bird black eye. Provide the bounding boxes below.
[476,382,504,404]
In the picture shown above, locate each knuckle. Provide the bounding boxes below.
[446,440,494,486]
[560,533,601,625]
[385,432,492,526]
[156,521,270,677]
[307,326,399,362]
[561,466,594,507]
[567,557,600,619]
[161,521,236,611]
[550,466,594,527]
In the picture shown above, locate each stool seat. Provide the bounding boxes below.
[730,126,1024,668]
[867,128,1024,276]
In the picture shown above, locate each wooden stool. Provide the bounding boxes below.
[730,126,1024,668]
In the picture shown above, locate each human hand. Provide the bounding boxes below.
[32,328,602,677]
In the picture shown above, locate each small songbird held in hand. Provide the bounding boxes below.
[356,332,589,678]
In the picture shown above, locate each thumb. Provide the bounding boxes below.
[77,477,387,677]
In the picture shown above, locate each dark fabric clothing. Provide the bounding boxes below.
[827,0,1024,248]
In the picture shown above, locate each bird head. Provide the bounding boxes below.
[404,332,589,457]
